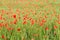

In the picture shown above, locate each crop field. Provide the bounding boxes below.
[0,0,60,40]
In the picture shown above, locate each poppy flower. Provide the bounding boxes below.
[13,19,17,24]
[56,20,60,24]
[36,0,39,2]
[0,15,2,20]
[1,35,5,39]
[23,17,27,20]
[13,21,17,24]
[40,22,43,26]
[1,9,5,14]
[22,11,24,14]
[7,27,13,31]
[4,23,9,28]
[45,27,49,31]
[31,19,35,25]
[42,19,46,23]
[23,20,27,25]
[29,18,32,20]
[16,9,20,13]
[17,28,21,32]
[13,14,16,19]
[0,23,4,27]
[44,15,48,18]
[54,25,58,29]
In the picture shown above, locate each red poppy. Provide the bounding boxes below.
[0,15,2,20]
[29,18,32,20]
[44,15,48,18]
[4,23,9,28]
[2,35,5,39]
[22,11,24,14]
[54,25,58,29]
[7,27,13,31]
[13,21,17,24]
[45,27,49,31]
[16,9,20,13]
[1,9,5,14]
[36,0,39,2]
[23,20,27,25]
[56,20,60,24]
[13,19,17,24]
[23,17,27,20]
[42,19,46,23]
[40,22,43,26]
[0,23,4,27]
[13,14,16,18]
[31,19,35,25]
[17,28,21,32]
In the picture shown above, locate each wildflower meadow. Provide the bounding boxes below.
[0,0,60,40]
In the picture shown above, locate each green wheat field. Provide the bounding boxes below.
[0,0,60,40]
